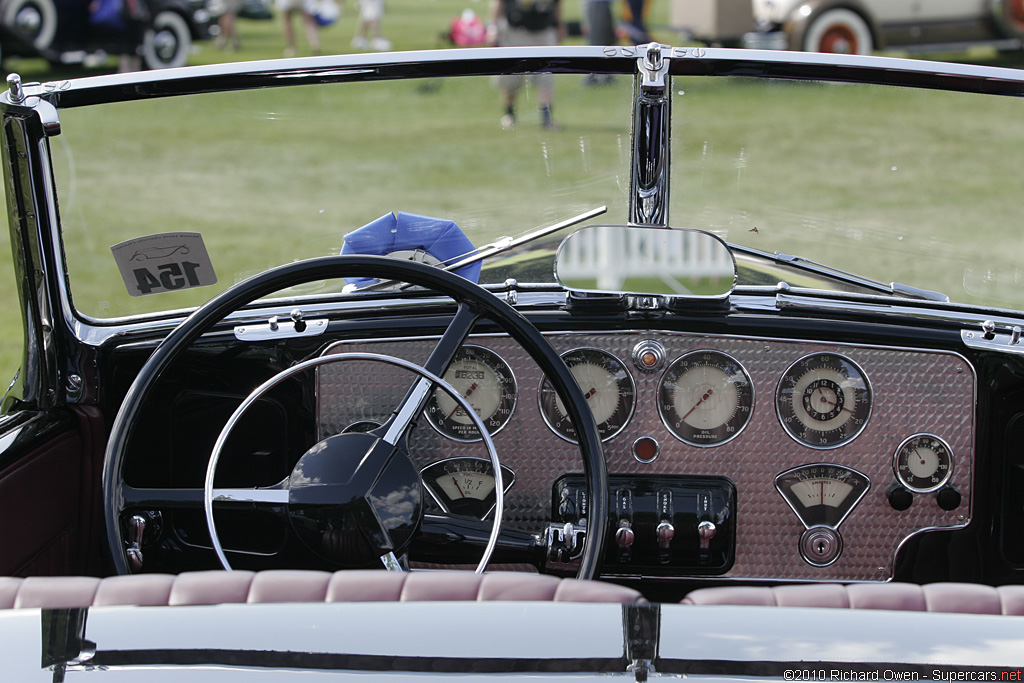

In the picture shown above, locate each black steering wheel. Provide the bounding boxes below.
[103,255,609,579]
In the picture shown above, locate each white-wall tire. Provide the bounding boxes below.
[802,8,873,55]
[142,10,191,70]
[2,0,57,51]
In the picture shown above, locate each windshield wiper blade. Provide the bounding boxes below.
[731,243,949,302]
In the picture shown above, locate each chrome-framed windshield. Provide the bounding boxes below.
[6,46,1024,323]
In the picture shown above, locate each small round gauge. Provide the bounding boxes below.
[658,350,754,446]
[894,433,954,493]
[424,346,517,442]
[776,353,872,449]
[539,348,636,443]
[421,457,516,520]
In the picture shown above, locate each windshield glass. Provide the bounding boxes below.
[53,75,633,319]
[51,66,1024,319]
[670,78,1024,307]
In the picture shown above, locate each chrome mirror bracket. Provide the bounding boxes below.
[630,44,671,227]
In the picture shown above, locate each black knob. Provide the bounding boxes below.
[887,482,913,511]
[936,486,962,511]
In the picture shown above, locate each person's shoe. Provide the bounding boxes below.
[500,113,516,130]
[351,36,368,49]
[284,47,296,57]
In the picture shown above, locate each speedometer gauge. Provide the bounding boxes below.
[658,350,753,446]
[776,353,871,449]
[539,348,635,442]
[424,346,516,442]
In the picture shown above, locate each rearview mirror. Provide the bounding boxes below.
[555,226,735,299]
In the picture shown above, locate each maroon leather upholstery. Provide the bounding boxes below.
[0,570,643,610]
[681,582,1024,615]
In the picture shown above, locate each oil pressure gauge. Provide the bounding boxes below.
[894,433,953,493]
[658,350,754,446]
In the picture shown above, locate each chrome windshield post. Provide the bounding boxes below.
[1,75,65,411]
[629,43,671,227]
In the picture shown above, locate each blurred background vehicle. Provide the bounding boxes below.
[0,0,215,69]
[674,0,1024,54]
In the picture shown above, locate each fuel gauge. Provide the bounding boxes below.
[421,457,516,520]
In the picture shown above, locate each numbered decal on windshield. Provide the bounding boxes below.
[111,232,218,297]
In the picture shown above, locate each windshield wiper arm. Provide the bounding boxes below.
[351,206,607,293]
[731,243,949,302]
[444,205,607,273]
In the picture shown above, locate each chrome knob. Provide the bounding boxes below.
[615,523,635,548]
[656,521,674,549]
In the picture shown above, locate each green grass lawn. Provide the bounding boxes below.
[1,3,1023,398]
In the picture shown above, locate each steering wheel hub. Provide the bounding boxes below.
[287,432,424,565]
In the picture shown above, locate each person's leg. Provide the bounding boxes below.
[282,9,297,56]
[302,12,321,53]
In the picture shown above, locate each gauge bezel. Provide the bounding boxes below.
[424,345,517,443]
[774,463,871,530]
[657,349,754,447]
[893,433,954,493]
[421,457,516,520]
[775,352,872,449]
[538,347,636,444]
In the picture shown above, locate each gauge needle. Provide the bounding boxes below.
[447,382,478,419]
[814,389,854,414]
[683,388,714,419]
[451,476,465,497]
[820,481,825,504]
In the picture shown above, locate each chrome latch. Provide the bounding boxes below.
[235,310,327,341]
[962,322,1024,356]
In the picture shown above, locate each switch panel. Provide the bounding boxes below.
[551,474,735,576]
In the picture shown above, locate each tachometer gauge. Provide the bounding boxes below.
[658,350,754,446]
[424,346,517,442]
[421,457,516,520]
[539,348,636,442]
[776,353,871,449]
[775,463,870,529]
[894,433,953,492]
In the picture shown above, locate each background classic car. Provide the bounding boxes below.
[0,0,212,69]
[675,0,1024,53]
[2,44,1024,678]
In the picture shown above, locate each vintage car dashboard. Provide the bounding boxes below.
[314,329,975,583]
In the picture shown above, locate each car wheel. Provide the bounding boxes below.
[2,0,57,51]
[995,0,1024,37]
[142,10,191,69]
[802,8,873,55]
